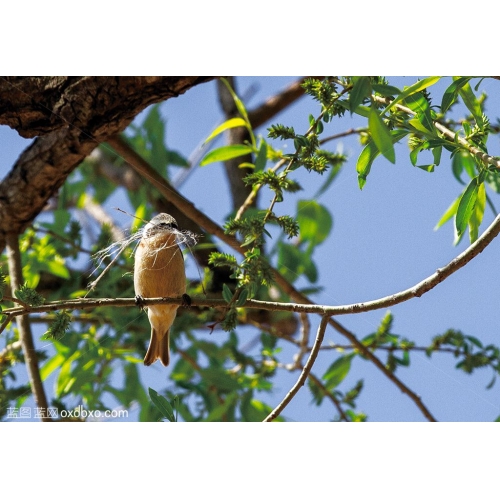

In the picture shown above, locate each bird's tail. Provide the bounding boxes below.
[144,328,170,367]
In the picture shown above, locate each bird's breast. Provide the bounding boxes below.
[134,232,186,299]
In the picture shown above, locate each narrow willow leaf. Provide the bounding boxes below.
[203,118,248,145]
[356,130,408,189]
[458,80,484,128]
[356,141,379,189]
[296,200,333,246]
[432,145,442,166]
[452,150,475,185]
[222,79,250,124]
[456,177,479,237]
[415,164,434,172]
[372,83,401,96]
[149,388,175,421]
[222,283,233,303]
[405,92,436,135]
[383,76,441,114]
[323,355,353,390]
[236,288,249,307]
[349,77,372,114]
[200,144,254,166]
[368,108,395,163]
[469,181,486,243]
[441,77,471,112]
[408,117,434,135]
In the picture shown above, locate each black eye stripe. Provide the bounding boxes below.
[158,222,178,230]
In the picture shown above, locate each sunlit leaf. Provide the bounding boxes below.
[349,77,372,114]
[434,196,460,231]
[383,76,441,114]
[458,79,484,128]
[296,200,333,246]
[200,145,254,166]
[368,107,395,163]
[203,118,248,145]
[323,355,353,390]
[456,177,479,237]
[441,77,471,112]
[469,181,486,243]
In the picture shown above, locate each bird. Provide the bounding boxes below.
[134,213,188,367]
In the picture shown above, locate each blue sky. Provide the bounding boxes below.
[2,76,500,421]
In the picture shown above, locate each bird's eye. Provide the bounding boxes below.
[158,222,178,230]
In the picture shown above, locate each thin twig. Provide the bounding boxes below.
[327,317,436,422]
[264,314,330,422]
[307,371,349,422]
[0,340,22,361]
[5,233,52,421]
[288,312,310,370]
[319,127,366,146]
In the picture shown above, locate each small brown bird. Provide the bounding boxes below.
[134,213,187,367]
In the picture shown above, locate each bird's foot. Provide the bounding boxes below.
[181,293,192,308]
[135,295,146,309]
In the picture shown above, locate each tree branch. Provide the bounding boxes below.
[264,314,330,422]
[0,77,215,251]
[5,233,52,421]
[248,77,308,129]
[6,202,499,332]
[307,371,349,421]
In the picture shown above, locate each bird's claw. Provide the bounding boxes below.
[135,295,146,309]
[181,293,192,308]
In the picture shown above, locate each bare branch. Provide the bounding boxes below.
[264,314,330,422]
[248,77,308,129]
[5,233,52,421]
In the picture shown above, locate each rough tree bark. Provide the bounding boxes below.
[0,76,215,249]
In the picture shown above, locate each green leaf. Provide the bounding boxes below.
[200,144,254,166]
[221,78,255,147]
[356,130,408,188]
[372,83,401,96]
[368,107,395,163]
[452,150,476,185]
[323,355,353,390]
[469,181,486,243]
[296,200,333,246]
[349,77,372,114]
[434,196,460,231]
[222,283,233,303]
[148,388,175,422]
[382,76,441,114]
[356,140,379,189]
[236,288,248,307]
[278,242,317,284]
[458,80,484,128]
[40,353,66,381]
[405,92,436,135]
[432,146,442,166]
[456,177,479,237]
[254,140,268,171]
[415,164,434,172]
[45,259,70,279]
[203,118,248,145]
[441,77,472,112]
